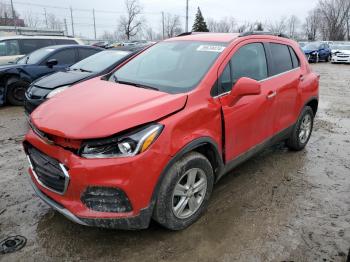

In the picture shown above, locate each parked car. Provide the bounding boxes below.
[0,45,102,106]
[24,32,319,230]
[24,46,145,114]
[0,35,84,65]
[298,41,308,48]
[91,41,110,49]
[302,42,332,63]
[331,45,350,63]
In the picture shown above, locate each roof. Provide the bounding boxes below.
[39,45,100,50]
[167,33,240,43]
[0,35,79,41]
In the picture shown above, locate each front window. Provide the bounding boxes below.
[17,47,56,64]
[110,41,227,94]
[71,50,130,73]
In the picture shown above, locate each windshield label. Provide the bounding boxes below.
[197,45,225,53]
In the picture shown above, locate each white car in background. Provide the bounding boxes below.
[331,45,350,63]
[0,36,84,65]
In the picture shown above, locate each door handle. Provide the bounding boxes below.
[299,74,305,81]
[267,91,277,99]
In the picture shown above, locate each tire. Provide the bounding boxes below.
[152,152,214,230]
[325,54,331,62]
[286,106,314,151]
[6,80,30,106]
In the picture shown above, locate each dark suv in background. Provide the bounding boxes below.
[0,45,102,106]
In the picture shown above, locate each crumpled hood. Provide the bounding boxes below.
[31,78,187,139]
[303,49,318,54]
[34,70,92,89]
[0,64,22,71]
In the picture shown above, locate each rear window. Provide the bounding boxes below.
[20,39,54,54]
[289,46,300,68]
[54,39,78,45]
[78,48,100,60]
[270,43,293,75]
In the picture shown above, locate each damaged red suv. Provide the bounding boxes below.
[24,32,319,230]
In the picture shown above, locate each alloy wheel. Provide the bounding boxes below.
[171,168,207,219]
[299,114,312,144]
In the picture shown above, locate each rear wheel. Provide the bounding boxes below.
[286,106,314,151]
[6,80,30,106]
[325,54,331,62]
[153,152,214,230]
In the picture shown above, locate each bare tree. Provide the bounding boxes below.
[304,9,320,40]
[164,13,182,38]
[207,17,236,33]
[46,13,63,30]
[318,0,350,40]
[287,15,300,39]
[237,22,255,33]
[118,0,143,40]
[23,11,42,28]
[266,17,287,34]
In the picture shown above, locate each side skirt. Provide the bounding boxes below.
[216,125,294,181]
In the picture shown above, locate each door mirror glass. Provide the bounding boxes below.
[46,59,58,68]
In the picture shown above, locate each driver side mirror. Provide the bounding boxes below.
[221,77,261,106]
[46,59,58,68]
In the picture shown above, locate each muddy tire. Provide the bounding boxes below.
[152,152,214,230]
[325,54,331,62]
[286,106,314,151]
[6,80,29,106]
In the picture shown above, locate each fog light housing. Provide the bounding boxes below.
[81,187,132,213]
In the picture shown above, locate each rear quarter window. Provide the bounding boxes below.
[288,46,300,68]
[20,39,54,54]
[54,39,78,45]
[269,43,293,75]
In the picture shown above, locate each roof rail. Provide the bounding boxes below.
[176,32,210,37]
[239,31,289,39]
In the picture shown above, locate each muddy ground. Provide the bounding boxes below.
[0,63,349,262]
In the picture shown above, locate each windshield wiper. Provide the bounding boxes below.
[72,68,92,73]
[113,76,159,91]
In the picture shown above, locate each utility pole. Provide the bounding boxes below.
[185,0,189,32]
[93,9,97,40]
[10,0,17,34]
[162,11,165,39]
[44,8,48,28]
[70,6,75,37]
[64,18,68,36]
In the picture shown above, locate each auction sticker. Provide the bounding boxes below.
[197,45,225,53]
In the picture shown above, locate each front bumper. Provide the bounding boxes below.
[331,56,350,63]
[24,128,171,229]
[24,96,45,115]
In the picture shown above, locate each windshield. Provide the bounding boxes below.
[304,43,320,50]
[17,47,56,64]
[337,45,350,51]
[111,41,227,93]
[70,50,131,73]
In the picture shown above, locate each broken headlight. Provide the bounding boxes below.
[80,124,163,158]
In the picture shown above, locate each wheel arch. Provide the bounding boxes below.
[304,97,318,116]
[149,137,224,214]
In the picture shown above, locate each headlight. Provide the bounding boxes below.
[46,85,70,98]
[80,124,163,158]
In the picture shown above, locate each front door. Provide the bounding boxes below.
[218,42,277,162]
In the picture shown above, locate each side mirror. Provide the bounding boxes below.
[46,59,58,68]
[221,77,261,106]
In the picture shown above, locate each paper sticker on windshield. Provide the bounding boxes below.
[197,45,225,53]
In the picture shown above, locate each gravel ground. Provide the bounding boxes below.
[0,63,349,262]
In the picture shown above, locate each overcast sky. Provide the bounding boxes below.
[13,0,320,39]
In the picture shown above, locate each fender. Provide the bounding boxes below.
[149,137,224,212]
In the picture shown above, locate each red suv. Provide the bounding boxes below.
[24,32,319,230]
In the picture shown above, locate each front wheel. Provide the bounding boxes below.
[6,80,30,106]
[286,106,314,151]
[325,54,331,62]
[152,152,214,230]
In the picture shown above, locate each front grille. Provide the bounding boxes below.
[26,144,69,194]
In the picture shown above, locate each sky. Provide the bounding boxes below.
[11,0,320,39]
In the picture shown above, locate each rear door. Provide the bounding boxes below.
[267,42,301,133]
[218,41,277,161]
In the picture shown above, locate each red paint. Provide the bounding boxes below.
[24,33,319,224]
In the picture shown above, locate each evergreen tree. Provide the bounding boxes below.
[192,7,209,32]
[256,22,264,31]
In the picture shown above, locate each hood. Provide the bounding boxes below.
[34,70,93,89]
[31,78,187,139]
[0,63,22,71]
[334,50,350,55]
[303,49,318,54]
